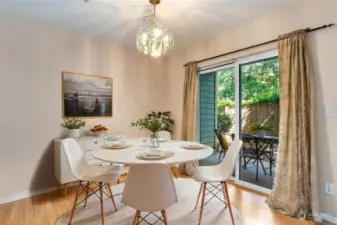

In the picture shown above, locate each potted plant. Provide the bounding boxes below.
[131,115,169,148]
[217,112,233,149]
[217,112,233,134]
[147,111,175,133]
[61,118,85,139]
[249,122,273,137]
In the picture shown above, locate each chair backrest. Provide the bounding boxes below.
[61,138,87,180]
[215,129,225,149]
[217,138,243,179]
[158,130,171,140]
[122,163,178,212]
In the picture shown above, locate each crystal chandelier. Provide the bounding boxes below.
[136,0,174,58]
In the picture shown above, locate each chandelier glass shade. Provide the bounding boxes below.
[136,1,174,57]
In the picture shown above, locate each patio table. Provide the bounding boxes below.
[241,134,279,181]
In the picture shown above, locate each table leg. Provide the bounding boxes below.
[239,155,242,180]
[256,140,259,181]
[270,143,274,175]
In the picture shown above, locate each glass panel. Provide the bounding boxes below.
[198,67,235,167]
[239,57,280,189]
[200,67,235,165]
[199,72,216,148]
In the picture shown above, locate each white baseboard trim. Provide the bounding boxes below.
[320,213,337,224]
[0,186,59,204]
[0,182,122,205]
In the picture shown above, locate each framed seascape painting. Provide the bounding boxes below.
[62,71,113,118]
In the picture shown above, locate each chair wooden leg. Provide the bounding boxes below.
[64,183,68,197]
[161,210,168,225]
[194,182,203,209]
[170,166,180,179]
[223,182,235,225]
[99,183,105,225]
[133,210,141,225]
[198,182,207,225]
[170,166,177,178]
[84,181,90,207]
[106,183,117,211]
[68,183,81,225]
[221,182,228,206]
[132,211,138,225]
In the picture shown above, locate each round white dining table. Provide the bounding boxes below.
[91,138,213,166]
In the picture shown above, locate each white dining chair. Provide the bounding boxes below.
[122,163,178,225]
[61,138,123,225]
[192,138,243,225]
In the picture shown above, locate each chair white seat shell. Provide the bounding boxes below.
[192,138,243,225]
[61,138,123,225]
[122,163,178,224]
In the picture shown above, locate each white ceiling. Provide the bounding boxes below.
[0,0,308,48]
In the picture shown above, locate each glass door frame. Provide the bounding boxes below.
[233,49,278,194]
[197,49,278,194]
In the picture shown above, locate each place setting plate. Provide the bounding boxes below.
[101,143,131,150]
[136,150,175,161]
[180,143,207,150]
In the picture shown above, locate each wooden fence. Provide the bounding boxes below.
[242,102,279,136]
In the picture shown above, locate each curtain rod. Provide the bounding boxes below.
[183,23,335,67]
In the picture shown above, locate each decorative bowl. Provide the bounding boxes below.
[91,130,108,136]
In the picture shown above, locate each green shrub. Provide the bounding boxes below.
[217,112,233,134]
[217,99,235,113]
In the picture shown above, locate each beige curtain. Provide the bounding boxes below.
[267,29,320,221]
[180,62,198,175]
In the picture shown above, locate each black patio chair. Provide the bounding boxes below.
[215,129,227,161]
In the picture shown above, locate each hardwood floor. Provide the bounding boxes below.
[0,176,327,225]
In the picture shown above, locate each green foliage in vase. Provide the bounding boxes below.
[217,112,233,134]
[146,111,175,133]
[131,115,169,133]
[61,118,85,129]
[249,122,273,132]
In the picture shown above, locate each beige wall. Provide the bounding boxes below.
[0,18,163,202]
[166,0,337,218]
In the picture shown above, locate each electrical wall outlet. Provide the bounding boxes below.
[325,182,335,195]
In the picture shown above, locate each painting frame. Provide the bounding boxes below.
[62,71,113,118]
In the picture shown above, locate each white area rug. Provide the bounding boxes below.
[55,179,244,225]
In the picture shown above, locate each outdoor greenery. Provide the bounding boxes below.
[217,57,280,113]
[217,112,233,134]
[61,118,85,129]
[249,122,273,132]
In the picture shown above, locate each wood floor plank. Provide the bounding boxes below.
[0,176,331,225]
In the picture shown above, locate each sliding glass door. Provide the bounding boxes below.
[198,50,279,192]
[237,52,279,190]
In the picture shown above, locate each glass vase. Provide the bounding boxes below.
[149,131,160,148]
